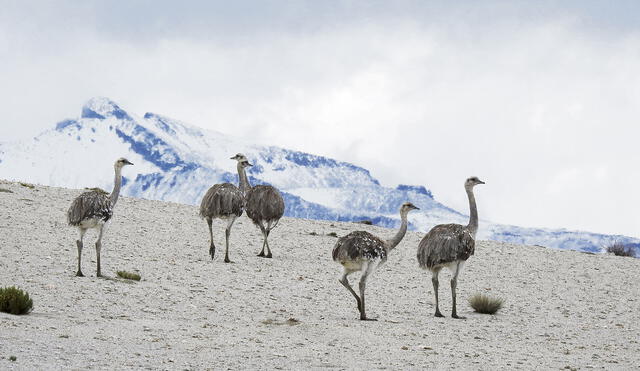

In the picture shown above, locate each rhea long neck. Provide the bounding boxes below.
[466,186,479,237]
[237,163,251,195]
[386,210,410,250]
[109,165,124,207]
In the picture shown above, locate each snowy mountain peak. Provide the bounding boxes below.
[81,97,131,120]
[396,184,433,198]
[1,98,639,255]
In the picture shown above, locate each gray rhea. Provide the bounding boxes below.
[199,156,250,263]
[417,176,485,319]
[233,153,285,258]
[67,157,133,277]
[332,202,419,321]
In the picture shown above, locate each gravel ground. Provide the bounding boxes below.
[1,180,639,370]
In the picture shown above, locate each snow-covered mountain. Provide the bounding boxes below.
[1,97,638,254]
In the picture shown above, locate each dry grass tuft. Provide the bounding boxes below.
[117,271,141,281]
[85,187,108,194]
[606,242,636,258]
[468,293,503,314]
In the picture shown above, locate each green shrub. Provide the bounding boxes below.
[0,286,33,315]
[468,293,503,314]
[117,271,141,281]
[327,232,338,237]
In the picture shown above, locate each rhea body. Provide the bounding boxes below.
[332,202,419,320]
[67,157,133,277]
[417,176,485,319]
[199,156,251,263]
[233,153,285,258]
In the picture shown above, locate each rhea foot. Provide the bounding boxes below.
[452,313,466,319]
[434,311,445,318]
[76,271,84,277]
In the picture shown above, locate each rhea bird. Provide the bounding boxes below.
[234,153,285,258]
[67,157,133,277]
[199,155,251,263]
[332,202,419,320]
[417,176,485,319]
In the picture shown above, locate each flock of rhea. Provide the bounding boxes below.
[67,155,484,320]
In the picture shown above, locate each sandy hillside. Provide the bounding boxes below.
[0,180,639,370]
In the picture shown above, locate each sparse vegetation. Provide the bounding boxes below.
[308,231,318,236]
[606,242,636,258]
[19,182,34,189]
[327,232,338,237]
[117,271,141,281]
[0,188,13,193]
[261,317,300,326]
[468,293,503,315]
[0,286,33,315]
[85,187,108,194]
[355,220,373,225]
[9,356,17,362]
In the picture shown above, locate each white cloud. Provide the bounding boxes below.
[1,2,639,237]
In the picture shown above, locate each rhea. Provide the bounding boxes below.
[332,202,419,320]
[199,155,251,263]
[417,176,485,319]
[67,157,133,277]
[233,153,285,258]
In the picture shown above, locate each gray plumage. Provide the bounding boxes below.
[417,224,475,269]
[68,157,133,277]
[233,153,285,259]
[199,157,250,263]
[332,202,419,321]
[67,189,112,226]
[199,183,244,220]
[332,231,387,263]
[417,176,484,319]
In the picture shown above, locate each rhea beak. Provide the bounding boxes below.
[413,205,420,210]
[478,180,485,185]
[124,160,134,165]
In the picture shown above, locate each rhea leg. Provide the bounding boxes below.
[358,262,377,321]
[431,268,444,317]
[451,261,465,319]
[257,222,267,257]
[264,225,272,258]
[224,217,236,263]
[95,224,105,277]
[338,268,362,318]
[76,228,87,277]
[206,218,216,260]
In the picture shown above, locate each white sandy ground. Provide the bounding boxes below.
[0,180,639,370]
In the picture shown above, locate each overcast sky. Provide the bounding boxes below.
[1,0,639,238]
